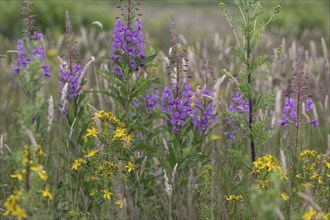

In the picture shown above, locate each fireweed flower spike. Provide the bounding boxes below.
[14,0,51,77]
[58,11,86,114]
[161,13,194,132]
[279,49,318,146]
[112,0,145,76]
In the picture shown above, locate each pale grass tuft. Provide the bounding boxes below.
[163,138,169,152]
[279,149,287,175]
[0,134,3,157]
[23,126,38,151]
[139,156,148,178]
[47,96,54,132]
[171,163,178,184]
[163,170,172,198]
[60,82,68,113]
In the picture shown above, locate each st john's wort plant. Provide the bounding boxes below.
[2,0,53,218]
[69,109,136,219]
[219,0,281,163]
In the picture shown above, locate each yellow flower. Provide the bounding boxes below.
[211,135,220,141]
[281,193,289,201]
[324,160,330,169]
[10,171,23,181]
[303,207,317,220]
[36,147,46,159]
[22,146,31,165]
[31,164,43,171]
[125,161,135,173]
[257,179,268,189]
[226,195,243,201]
[96,110,105,119]
[3,190,27,220]
[83,149,98,158]
[124,135,133,143]
[41,187,53,200]
[38,170,48,181]
[103,189,113,201]
[116,200,124,208]
[11,205,27,220]
[47,49,58,57]
[85,127,98,141]
[71,158,87,170]
[113,127,127,139]
[90,189,97,197]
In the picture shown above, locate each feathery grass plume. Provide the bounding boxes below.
[163,169,172,198]
[60,82,68,115]
[47,96,54,132]
[199,39,215,89]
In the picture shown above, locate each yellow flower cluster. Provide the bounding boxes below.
[226,194,243,201]
[302,207,329,220]
[298,150,327,185]
[11,147,48,182]
[252,154,283,174]
[3,190,27,220]
[84,110,133,144]
[95,161,118,179]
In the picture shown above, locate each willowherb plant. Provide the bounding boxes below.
[161,13,194,133]
[59,11,82,100]
[279,49,318,133]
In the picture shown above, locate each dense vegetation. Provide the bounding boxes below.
[0,0,329,219]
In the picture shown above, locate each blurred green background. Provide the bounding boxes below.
[0,0,329,53]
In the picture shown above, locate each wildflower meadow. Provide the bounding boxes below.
[0,0,329,219]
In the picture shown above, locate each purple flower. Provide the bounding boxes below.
[311,119,318,127]
[305,98,313,112]
[112,16,145,74]
[191,88,217,133]
[42,65,51,77]
[225,92,248,141]
[59,64,82,98]
[14,66,20,74]
[14,32,50,77]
